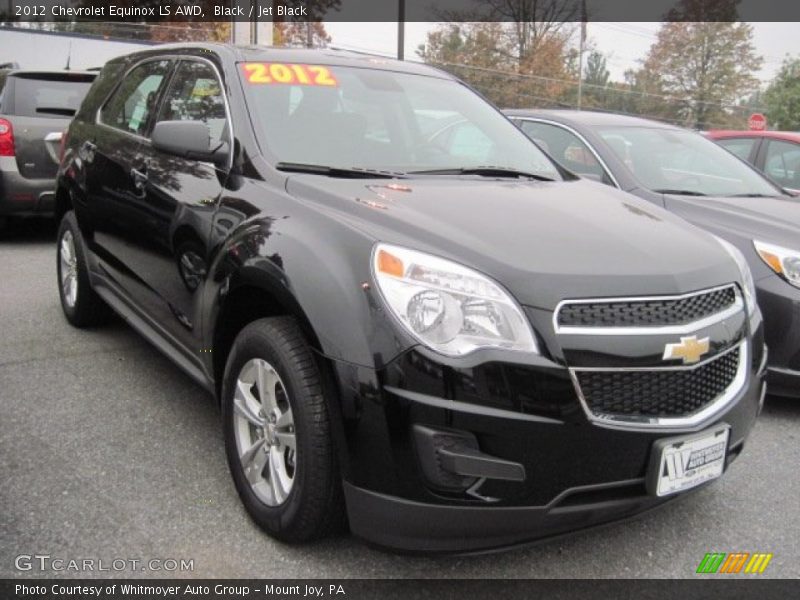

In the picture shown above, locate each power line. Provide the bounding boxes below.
[432,60,766,112]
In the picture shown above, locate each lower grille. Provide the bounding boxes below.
[573,346,741,421]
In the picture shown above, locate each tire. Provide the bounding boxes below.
[221,316,345,543]
[56,211,109,327]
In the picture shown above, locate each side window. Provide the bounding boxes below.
[156,60,228,147]
[717,137,757,162]
[519,120,611,184]
[100,60,171,136]
[764,140,800,188]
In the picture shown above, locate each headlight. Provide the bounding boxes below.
[372,244,538,356]
[754,240,800,289]
[714,236,757,315]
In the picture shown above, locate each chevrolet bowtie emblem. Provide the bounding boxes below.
[663,335,711,364]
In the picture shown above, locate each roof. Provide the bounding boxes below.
[706,130,800,143]
[113,42,451,79]
[1,69,96,81]
[504,108,679,129]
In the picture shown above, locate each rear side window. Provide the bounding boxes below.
[764,139,800,189]
[716,137,758,162]
[5,73,94,118]
[101,60,171,137]
[155,60,228,146]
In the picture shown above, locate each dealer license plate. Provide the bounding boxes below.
[647,425,730,497]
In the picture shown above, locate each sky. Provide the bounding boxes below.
[324,21,800,85]
[1,21,796,86]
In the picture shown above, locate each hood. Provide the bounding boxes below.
[286,176,741,310]
[664,193,800,251]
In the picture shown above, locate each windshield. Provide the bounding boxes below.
[598,126,781,197]
[239,62,561,179]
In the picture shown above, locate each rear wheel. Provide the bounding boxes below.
[57,211,109,327]
[221,316,345,542]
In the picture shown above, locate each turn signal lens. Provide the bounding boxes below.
[754,240,800,289]
[377,249,404,277]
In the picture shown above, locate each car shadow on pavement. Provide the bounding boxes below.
[0,217,57,243]
[763,394,800,417]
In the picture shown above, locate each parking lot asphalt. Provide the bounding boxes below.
[1,219,798,579]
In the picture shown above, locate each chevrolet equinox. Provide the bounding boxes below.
[55,44,767,552]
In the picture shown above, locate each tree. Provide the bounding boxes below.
[419,14,579,109]
[273,0,339,47]
[584,50,609,88]
[273,22,331,47]
[764,57,800,130]
[638,0,762,129]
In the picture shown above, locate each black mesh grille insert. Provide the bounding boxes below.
[558,286,737,328]
[575,348,740,419]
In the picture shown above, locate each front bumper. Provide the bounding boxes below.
[756,274,800,397]
[344,479,677,554]
[0,157,56,217]
[334,325,766,553]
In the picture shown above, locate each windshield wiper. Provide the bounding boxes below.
[276,162,404,179]
[729,193,781,198]
[652,189,708,196]
[409,166,555,181]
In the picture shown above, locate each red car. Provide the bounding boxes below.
[706,130,800,194]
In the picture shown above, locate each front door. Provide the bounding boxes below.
[127,58,231,352]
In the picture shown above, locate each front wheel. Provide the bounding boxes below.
[221,316,345,542]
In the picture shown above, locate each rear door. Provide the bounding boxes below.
[82,58,173,296]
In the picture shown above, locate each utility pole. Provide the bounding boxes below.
[232,1,272,46]
[397,0,405,60]
[577,0,587,110]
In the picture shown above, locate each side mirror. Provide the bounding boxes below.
[151,120,229,167]
[782,187,799,197]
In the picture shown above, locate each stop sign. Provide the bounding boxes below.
[748,113,767,131]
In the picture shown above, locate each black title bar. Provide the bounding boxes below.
[1,0,800,23]
[3,579,800,600]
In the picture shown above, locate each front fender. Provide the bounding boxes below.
[203,211,415,372]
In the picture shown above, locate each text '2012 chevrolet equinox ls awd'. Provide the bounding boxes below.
[55,44,767,553]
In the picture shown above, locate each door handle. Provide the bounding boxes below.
[79,140,96,161]
[131,167,148,191]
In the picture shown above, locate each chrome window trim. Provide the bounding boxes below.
[553,283,743,336]
[156,56,235,173]
[95,55,177,143]
[569,339,748,430]
[510,116,622,188]
[94,54,235,172]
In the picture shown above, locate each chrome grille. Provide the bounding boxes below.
[557,285,737,329]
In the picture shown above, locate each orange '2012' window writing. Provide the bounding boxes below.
[241,63,338,86]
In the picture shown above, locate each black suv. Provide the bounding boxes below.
[56,44,767,553]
